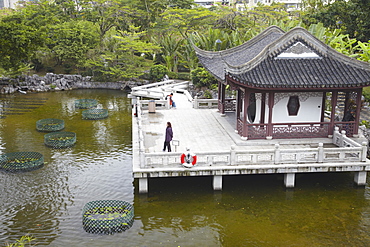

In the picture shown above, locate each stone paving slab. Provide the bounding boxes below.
[140,92,339,154]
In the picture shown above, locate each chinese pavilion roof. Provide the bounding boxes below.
[194,26,370,90]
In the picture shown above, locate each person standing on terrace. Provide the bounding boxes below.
[163,122,173,152]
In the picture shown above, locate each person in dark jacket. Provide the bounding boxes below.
[163,122,173,152]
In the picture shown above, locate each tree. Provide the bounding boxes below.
[0,13,45,76]
[84,26,160,81]
[303,0,370,42]
[152,34,183,72]
[47,20,99,70]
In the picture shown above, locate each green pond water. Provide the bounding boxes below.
[0,89,370,246]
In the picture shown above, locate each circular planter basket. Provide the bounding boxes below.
[82,109,108,120]
[36,118,65,132]
[75,99,98,109]
[82,200,134,234]
[0,152,44,172]
[44,131,76,148]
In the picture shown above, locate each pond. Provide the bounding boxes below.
[0,89,370,246]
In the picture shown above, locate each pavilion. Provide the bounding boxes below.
[194,26,370,140]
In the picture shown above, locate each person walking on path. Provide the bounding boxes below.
[166,93,176,109]
[163,122,173,152]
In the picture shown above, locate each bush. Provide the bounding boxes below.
[363,86,370,102]
[167,71,178,79]
[203,90,213,99]
[190,67,218,88]
[178,72,190,80]
[149,65,168,82]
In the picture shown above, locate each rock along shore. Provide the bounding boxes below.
[0,73,144,94]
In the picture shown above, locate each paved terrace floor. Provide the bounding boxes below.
[139,92,349,154]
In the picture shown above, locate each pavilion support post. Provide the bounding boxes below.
[260,93,266,125]
[236,90,242,134]
[284,173,295,188]
[267,92,274,138]
[354,171,367,186]
[354,89,362,136]
[329,91,338,136]
[320,92,326,123]
[139,177,148,193]
[242,90,250,138]
[344,91,350,113]
[218,81,226,115]
[213,175,223,190]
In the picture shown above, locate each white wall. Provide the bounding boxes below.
[253,92,323,124]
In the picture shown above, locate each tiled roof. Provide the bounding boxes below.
[195,26,370,89]
[194,26,285,81]
[228,57,370,89]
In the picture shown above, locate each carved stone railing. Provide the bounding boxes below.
[141,141,367,169]
[138,99,168,110]
[131,80,189,99]
[193,97,218,109]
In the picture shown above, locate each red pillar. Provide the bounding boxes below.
[320,92,326,123]
[267,92,274,137]
[354,89,362,135]
[260,93,266,125]
[329,91,338,135]
[243,90,250,138]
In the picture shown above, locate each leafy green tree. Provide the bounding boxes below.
[0,13,45,76]
[303,0,370,42]
[48,20,99,69]
[152,34,183,72]
[85,26,160,81]
[158,7,217,38]
[178,38,199,71]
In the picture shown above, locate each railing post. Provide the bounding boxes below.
[274,144,280,164]
[230,145,236,166]
[207,155,213,166]
[318,143,324,163]
[361,141,368,162]
[140,148,145,168]
[340,130,346,147]
[194,96,199,109]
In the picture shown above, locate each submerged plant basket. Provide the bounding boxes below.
[82,200,134,234]
[44,131,76,148]
[36,118,65,132]
[82,109,108,120]
[75,99,98,109]
[0,152,44,172]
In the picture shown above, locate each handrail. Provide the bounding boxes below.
[142,141,367,168]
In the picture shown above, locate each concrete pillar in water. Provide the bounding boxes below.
[139,178,148,193]
[354,171,367,186]
[213,175,222,190]
[284,173,295,188]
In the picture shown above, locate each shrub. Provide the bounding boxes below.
[190,67,218,88]
[149,65,168,82]
[363,86,370,102]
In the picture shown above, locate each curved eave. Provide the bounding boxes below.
[226,74,370,91]
[226,27,370,75]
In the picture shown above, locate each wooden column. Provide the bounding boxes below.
[267,92,274,138]
[329,91,338,135]
[243,90,250,138]
[236,89,241,130]
[354,89,362,135]
[260,93,266,124]
[320,92,326,123]
[218,81,226,114]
